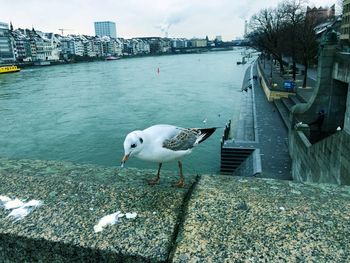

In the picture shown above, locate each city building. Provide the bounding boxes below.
[0,22,15,63]
[171,38,189,49]
[137,37,171,54]
[306,5,335,25]
[94,21,117,38]
[2,22,242,64]
[41,33,60,61]
[191,38,207,48]
[11,29,32,61]
[72,36,84,56]
[340,0,350,46]
[100,36,121,56]
[82,35,97,57]
[215,36,222,42]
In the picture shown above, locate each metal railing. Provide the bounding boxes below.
[220,120,231,147]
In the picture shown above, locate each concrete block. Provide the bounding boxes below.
[172,176,350,262]
[0,158,197,262]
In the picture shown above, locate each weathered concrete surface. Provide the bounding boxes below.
[1,158,350,262]
[0,158,197,262]
[172,175,350,262]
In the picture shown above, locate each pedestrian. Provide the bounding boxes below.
[309,109,325,132]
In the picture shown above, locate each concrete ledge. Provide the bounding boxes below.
[0,158,196,262]
[233,149,262,177]
[1,158,350,262]
[172,175,350,262]
[296,130,312,148]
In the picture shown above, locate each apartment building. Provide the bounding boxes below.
[0,22,15,62]
[94,21,117,38]
[340,0,350,45]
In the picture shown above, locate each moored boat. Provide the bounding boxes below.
[105,56,120,61]
[0,65,21,74]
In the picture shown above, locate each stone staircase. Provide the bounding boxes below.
[273,94,305,129]
[220,147,255,175]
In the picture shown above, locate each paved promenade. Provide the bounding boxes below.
[261,58,316,102]
[232,56,320,180]
[229,60,291,180]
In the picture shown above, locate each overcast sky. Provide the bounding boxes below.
[2,0,338,40]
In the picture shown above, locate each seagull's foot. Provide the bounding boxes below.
[173,179,185,188]
[148,177,160,185]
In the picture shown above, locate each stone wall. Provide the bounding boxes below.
[290,129,350,185]
[345,85,350,133]
[334,53,350,83]
[290,35,350,185]
[292,44,337,128]
[292,46,350,133]
[233,149,262,177]
[334,52,350,133]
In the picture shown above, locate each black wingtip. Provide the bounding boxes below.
[197,127,217,144]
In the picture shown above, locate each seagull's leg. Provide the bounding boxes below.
[174,161,185,188]
[148,163,162,185]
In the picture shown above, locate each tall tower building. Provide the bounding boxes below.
[94,21,117,38]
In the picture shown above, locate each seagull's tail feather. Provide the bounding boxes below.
[196,127,217,144]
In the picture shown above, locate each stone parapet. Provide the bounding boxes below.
[0,158,349,262]
[172,175,350,262]
[0,158,196,262]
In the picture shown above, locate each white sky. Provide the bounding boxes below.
[1,0,339,40]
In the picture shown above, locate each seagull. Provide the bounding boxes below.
[121,124,216,187]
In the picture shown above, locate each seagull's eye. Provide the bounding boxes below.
[131,143,137,148]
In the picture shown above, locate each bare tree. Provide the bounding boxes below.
[296,11,318,88]
[279,0,306,80]
[248,0,319,88]
[248,7,286,73]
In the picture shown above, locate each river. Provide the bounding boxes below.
[0,49,250,174]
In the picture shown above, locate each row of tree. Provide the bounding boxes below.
[247,0,320,87]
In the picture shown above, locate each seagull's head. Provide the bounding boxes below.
[121,131,144,167]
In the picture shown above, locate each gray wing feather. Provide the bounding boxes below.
[163,128,201,151]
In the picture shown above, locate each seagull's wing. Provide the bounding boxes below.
[162,127,216,151]
[162,128,200,151]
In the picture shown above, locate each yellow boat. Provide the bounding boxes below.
[0,65,21,74]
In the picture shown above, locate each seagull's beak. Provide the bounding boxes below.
[121,154,129,168]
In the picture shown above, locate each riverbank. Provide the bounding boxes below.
[0,46,240,69]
